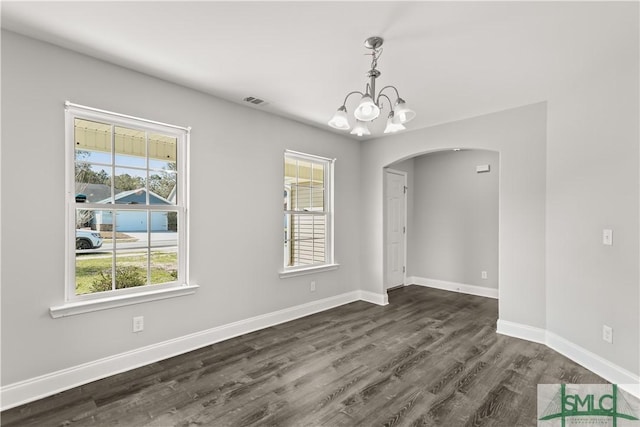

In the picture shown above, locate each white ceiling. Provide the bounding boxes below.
[1,1,636,139]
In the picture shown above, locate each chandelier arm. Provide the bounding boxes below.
[376,85,401,105]
[377,94,393,112]
[341,90,365,107]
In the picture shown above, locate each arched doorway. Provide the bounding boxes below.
[384,149,499,298]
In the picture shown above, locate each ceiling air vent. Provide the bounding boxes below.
[243,96,268,106]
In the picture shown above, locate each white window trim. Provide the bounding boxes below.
[50,284,200,318]
[280,150,337,277]
[279,263,340,279]
[56,102,193,316]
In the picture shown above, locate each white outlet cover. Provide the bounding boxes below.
[602,325,613,343]
[133,316,144,332]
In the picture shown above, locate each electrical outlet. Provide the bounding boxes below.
[481,271,488,280]
[602,325,613,343]
[133,316,144,333]
[310,281,316,292]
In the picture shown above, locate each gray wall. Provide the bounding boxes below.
[359,3,638,376]
[406,150,499,288]
[361,103,548,328]
[1,31,362,386]
[545,34,639,373]
[2,0,639,399]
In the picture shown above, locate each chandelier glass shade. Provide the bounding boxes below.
[328,36,415,136]
[327,106,350,130]
[383,111,406,134]
[353,94,381,121]
[394,98,416,123]
[350,120,371,136]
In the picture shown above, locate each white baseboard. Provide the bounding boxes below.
[4,290,637,410]
[359,290,389,306]
[408,276,498,299]
[1,290,367,411]
[546,332,640,396]
[498,319,639,398]
[496,319,546,344]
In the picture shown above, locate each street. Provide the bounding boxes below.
[77,231,178,254]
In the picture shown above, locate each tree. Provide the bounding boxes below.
[76,164,109,185]
[75,150,107,229]
[113,174,145,192]
[148,163,178,231]
[75,150,109,186]
[148,168,177,200]
[76,209,93,229]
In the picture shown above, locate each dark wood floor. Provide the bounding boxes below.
[2,285,605,426]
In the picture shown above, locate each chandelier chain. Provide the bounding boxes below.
[368,47,383,74]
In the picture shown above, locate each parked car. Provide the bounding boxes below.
[76,229,103,250]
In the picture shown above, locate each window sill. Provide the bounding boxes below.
[279,263,340,279]
[49,284,199,318]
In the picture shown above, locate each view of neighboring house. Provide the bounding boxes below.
[95,188,172,232]
[74,183,111,203]
[89,188,173,232]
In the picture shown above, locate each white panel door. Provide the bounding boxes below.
[385,170,406,290]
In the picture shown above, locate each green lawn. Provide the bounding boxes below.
[75,251,178,295]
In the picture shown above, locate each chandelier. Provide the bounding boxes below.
[328,36,415,136]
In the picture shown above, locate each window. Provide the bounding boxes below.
[282,150,336,276]
[63,102,191,307]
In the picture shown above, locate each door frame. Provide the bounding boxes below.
[383,168,408,291]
